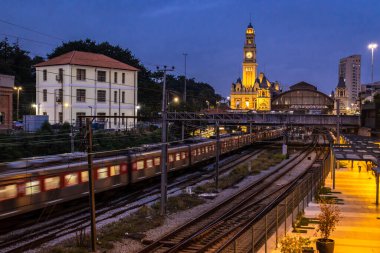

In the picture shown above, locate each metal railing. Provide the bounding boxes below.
[217,149,331,253]
[166,112,359,126]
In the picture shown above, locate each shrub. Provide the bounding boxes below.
[280,235,311,253]
[317,200,341,240]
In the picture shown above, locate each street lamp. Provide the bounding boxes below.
[14,86,22,120]
[173,97,179,103]
[206,100,210,110]
[368,43,378,82]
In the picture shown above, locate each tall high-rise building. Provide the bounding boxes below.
[338,55,361,106]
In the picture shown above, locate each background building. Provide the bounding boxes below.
[0,74,14,130]
[230,23,280,111]
[271,82,334,114]
[333,77,350,114]
[339,55,361,107]
[35,51,139,128]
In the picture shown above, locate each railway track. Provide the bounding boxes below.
[0,147,267,253]
[139,141,317,253]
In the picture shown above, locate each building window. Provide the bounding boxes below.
[114,91,117,103]
[122,113,125,125]
[76,112,86,125]
[97,71,106,82]
[59,112,63,123]
[114,72,118,83]
[57,68,63,82]
[114,113,117,125]
[97,112,106,123]
[0,112,4,125]
[43,69,47,81]
[43,89,47,102]
[97,90,106,102]
[56,89,63,103]
[77,69,86,81]
[122,91,125,103]
[76,89,86,102]
[43,112,47,115]
[122,73,125,84]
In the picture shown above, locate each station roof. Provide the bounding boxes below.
[333,135,380,165]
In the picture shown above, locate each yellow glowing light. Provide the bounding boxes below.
[173,97,179,103]
[64,103,69,108]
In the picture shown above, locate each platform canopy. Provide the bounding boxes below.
[333,135,380,165]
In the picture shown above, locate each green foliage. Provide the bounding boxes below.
[97,205,164,249]
[195,151,284,193]
[1,38,222,122]
[0,38,44,120]
[280,235,311,253]
[152,193,205,213]
[317,200,341,239]
[0,129,162,162]
[39,121,53,133]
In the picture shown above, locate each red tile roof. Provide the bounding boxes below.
[34,51,139,71]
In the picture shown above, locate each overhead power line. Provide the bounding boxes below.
[0,18,64,41]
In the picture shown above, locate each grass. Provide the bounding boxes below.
[152,193,205,214]
[195,150,285,193]
[45,193,205,252]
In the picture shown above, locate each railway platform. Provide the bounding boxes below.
[272,165,380,252]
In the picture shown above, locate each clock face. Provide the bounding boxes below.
[246,52,253,59]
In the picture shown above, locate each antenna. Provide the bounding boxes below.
[249,13,252,23]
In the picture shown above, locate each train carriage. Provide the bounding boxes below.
[0,129,283,219]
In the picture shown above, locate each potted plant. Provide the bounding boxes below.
[316,200,341,253]
[280,235,311,253]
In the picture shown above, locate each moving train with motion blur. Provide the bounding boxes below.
[0,129,282,219]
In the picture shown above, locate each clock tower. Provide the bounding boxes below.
[242,23,257,87]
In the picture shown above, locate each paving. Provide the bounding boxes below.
[271,163,380,252]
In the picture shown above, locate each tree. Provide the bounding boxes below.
[0,38,43,119]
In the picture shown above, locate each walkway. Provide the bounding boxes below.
[302,165,380,252]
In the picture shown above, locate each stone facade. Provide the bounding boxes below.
[230,23,280,111]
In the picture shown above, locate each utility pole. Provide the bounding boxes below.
[215,121,220,190]
[158,65,175,215]
[86,117,97,252]
[182,53,188,141]
[14,86,22,120]
[70,121,75,153]
[333,100,340,190]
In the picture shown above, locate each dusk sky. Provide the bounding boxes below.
[1,0,380,97]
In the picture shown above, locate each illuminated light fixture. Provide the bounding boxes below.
[31,104,37,108]
[173,97,179,103]
[368,43,378,50]
[245,101,249,107]
[64,103,69,108]
[368,43,378,82]
[136,105,141,110]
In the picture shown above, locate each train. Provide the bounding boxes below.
[0,129,282,219]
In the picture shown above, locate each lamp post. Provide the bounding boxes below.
[14,86,22,121]
[368,43,378,83]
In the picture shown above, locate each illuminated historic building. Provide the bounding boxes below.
[230,23,280,111]
[333,76,349,114]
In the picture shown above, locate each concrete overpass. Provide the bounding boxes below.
[166,112,359,127]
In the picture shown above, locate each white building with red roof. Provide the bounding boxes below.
[34,51,139,128]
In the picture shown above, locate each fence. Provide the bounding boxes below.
[217,148,331,253]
